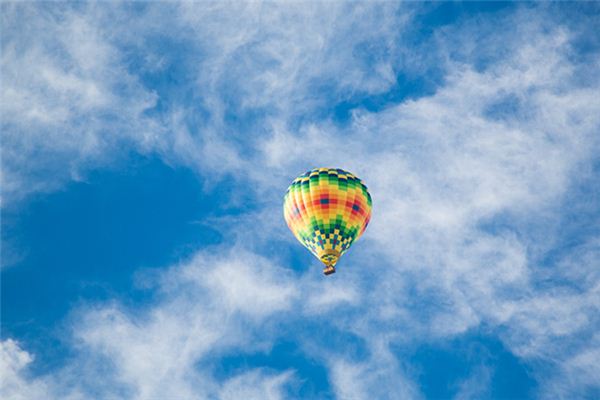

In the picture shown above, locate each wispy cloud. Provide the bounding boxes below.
[2,248,298,399]
[1,2,409,204]
[0,339,49,400]
[1,3,161,203]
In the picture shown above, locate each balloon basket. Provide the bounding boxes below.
[323,265,336,275]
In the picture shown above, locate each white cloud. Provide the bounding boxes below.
[1,249,299,399]
[74,250,298,399]
[0,340,49,400]
[178,2,404,114]
[1,2,410,204]
[245,8,600,396]
[0,3,162,203]
[328,342,420,400]
[218,369,294,400]
[303,283,359,315]
[453,364,492,400]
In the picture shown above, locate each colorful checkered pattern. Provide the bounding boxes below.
[283,168,372,269]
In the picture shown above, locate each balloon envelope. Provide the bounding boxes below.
[283,168,372,275]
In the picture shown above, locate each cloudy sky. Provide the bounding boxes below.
[2,2,600,399]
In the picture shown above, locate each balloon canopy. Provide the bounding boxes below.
[283,168,372,275]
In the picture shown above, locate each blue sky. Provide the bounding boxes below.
[1,2,600,399]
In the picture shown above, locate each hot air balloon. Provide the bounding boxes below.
[283,168,372,275]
